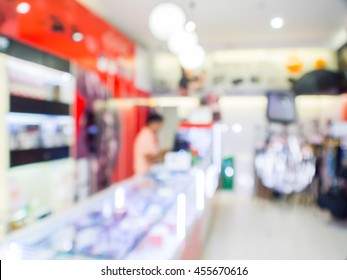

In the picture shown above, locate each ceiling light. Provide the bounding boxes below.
[185,21,196,32]
[168,30,198,54]
[16,2,31,14]
[149,3,186,41]
[108,60,118,75]
[271,17,284,29]
[72,32,84,42]
[0,36,10,50]
[179,44,205,70]
[97,56,108,72]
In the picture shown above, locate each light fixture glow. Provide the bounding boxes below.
[0,36,10,50]
[16,2,31,14]
[271,17,284,29]
[5,243,22,260]
[108,60,118,75]
[195,169,205,211]
[206,165,218,198]
[114,187,125,211]
[179,44,205,70]
[149,3,186,41]
[72,32,84,42]
[176,193,186,240]
[96,56,108,72]
[168,30,198,54]
[150,96,199,107]
[185,21,196,32]
[232,123,243,133]
[225,167,235,178]
[102,201,113,219]
[61,72,72,82]
[212,124,223,172]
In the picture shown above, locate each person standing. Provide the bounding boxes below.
[133,113,167,175]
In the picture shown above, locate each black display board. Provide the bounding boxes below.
[10,147,70,167]
[10,96,70,116]
[0,35,69,72]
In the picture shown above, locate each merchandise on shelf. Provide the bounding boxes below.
[255,134,316,194]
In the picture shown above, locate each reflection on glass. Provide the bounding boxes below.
[195,169,205,211]
[176,193,186,240]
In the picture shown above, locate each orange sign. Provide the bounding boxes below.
[286,56,303,74]
[315,58,326,69]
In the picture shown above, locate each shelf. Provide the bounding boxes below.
[10,96,70,116]
[10,146,70,167]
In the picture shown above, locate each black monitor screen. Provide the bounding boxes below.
[173,132,190,152]
[267,91,296,124]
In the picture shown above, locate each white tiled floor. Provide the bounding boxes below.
[203,191,347,260]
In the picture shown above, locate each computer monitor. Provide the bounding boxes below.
[266,91,296,124]
[173,132,190,152]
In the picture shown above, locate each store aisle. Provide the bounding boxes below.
[203,192,347,260]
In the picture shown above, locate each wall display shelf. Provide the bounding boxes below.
[10,96,70,116]
[10,147,70,168]
[0,53,76,238]
[7,112,73,167]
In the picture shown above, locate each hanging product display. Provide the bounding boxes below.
[255,134,316,194]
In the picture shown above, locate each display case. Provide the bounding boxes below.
[0,167,219,260]
[0,124,222,260]
[6,57,74,168]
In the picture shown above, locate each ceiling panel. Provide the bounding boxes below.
[77,0,347,49]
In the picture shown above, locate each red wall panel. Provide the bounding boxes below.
[0,0,135,75]
[1,0,152,187]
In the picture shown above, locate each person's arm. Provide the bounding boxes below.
[145,148,170,164]
[145,153,161,164]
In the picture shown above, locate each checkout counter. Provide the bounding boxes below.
[0,123,222,260]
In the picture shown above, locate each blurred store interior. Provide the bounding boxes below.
[0,0,347,260]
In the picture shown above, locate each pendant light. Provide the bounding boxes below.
[168,29,198,54]
[149,2,186,41]
[179,44,205,70]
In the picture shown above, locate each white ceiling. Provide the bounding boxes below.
[77,0,347,50]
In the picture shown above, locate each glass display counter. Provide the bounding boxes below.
[0,165,219,260]
[0,123,222,260]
